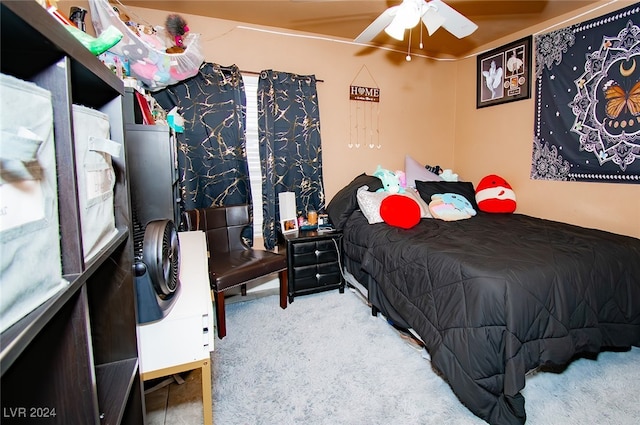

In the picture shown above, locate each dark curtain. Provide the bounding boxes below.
[152,63,252,238]
[258,70,325,249]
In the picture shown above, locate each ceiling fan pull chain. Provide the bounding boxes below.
[406,28,413,62]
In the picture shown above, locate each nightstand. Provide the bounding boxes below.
[279,230,345,302]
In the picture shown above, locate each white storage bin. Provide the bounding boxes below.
[0,73,67,333]
[72,104,120,262]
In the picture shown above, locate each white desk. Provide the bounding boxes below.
[137,231,214,425]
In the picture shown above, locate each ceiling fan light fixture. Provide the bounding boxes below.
[384,1,421,41]
[384,18,406,40]
[400,2,421,28]
[422,7,445,36]
[354,0,477,48]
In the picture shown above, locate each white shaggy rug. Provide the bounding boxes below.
[212,288,640,424]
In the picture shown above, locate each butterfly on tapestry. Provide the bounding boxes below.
[532,2,640,184]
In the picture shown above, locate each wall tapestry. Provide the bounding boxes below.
[532,3,640,184]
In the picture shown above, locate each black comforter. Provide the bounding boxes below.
[342,209,640,425]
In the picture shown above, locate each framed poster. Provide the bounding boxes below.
[477,36,532,108]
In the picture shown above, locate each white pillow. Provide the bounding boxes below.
[356,186,390,224]
[405,155,442,188]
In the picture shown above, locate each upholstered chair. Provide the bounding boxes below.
[182,205,288,338]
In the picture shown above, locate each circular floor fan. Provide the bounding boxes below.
[142,219,180,299]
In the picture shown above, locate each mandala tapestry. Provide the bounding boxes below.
[533,3,640,183]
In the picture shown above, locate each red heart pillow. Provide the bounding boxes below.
[380,194,421,229]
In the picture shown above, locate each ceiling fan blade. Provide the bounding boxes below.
[429,0,477,39]
[421,6,445,36]
[354,5,399,43]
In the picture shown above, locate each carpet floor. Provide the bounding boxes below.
[212,288,640,425]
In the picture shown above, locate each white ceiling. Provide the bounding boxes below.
[123,0,603,59]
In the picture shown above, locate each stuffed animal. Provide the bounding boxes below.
[373,165,405,194]
[475,174,517,213]
[440,169,459,182]
[380,195,420,229]
[137,24,165,50]
[428,193,476,221]
[425,164,442,175]
[395,170,407,189]
[165,14,189,53]
[122,44,157,81]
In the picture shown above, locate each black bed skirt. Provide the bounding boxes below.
[343,255,412,330]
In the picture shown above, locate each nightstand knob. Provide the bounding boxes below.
[316,273,320,279]
[315,249,320,255]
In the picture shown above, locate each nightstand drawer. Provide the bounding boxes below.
[291,261,342,291]
[291,239,339,267]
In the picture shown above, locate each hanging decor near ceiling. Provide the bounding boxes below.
[349,65,381,149]
[532,2,640,184]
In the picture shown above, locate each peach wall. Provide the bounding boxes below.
[72,0,638,238]
[454,0,639,238]
[111,5,458,206]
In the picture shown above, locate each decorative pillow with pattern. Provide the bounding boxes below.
[356,185,390,224]
[428,192,476,221]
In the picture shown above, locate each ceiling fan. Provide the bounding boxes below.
[354,0,478,43]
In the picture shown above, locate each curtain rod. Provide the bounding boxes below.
[240,69,324,83]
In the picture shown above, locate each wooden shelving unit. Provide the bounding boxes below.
[0,1,145,423]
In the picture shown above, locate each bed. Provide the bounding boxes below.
[327,174,640,425]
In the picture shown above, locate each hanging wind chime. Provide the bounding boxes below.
[349,65,381,149]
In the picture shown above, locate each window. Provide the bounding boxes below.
[243,74,280,291]
[243,74,263,244]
